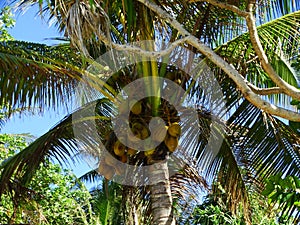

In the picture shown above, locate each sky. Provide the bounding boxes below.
[10,4,62,45]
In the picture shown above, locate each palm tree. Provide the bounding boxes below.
[1,0,300,224]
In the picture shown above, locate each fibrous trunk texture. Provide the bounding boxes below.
[149,162,175,225]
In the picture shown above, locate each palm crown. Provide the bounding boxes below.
[1,0,300,224]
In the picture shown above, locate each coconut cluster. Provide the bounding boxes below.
[98,98,181,179]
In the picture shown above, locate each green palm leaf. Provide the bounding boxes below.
[0,41,82,112]
[0,98,113,194]
[214,10,300,110]
[89,181,123,225]
[228,101,300,221]
[217,10,300,81]
[79,169,101,183]
[229,101,300,180]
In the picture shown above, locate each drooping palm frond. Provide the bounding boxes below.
[0,98,113,195]
[226,100,300,222]
[79,169,101,184]
[172,94,251,221]
[208,138,250,217]
[0,41,83,112]
[185,80,300,222]
[228,101,300,181]
[175,10,300,221]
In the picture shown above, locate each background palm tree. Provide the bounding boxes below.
[1,0,300,224]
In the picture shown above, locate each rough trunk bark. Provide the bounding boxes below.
[149,161,175,225]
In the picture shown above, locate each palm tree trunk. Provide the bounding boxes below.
[149,161,175,225]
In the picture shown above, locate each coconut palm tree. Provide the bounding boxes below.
[1,0,300,224]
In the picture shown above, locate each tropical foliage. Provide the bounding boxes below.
[0,134,98,224]
[189,187,284,225]
[0,0,300,224]
[0,6,14,42]
[262,174,300,223]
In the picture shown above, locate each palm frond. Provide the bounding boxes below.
[170,164,209,223]
[259,0,300,23]
[185,92,300,222]
[229,101,300,182]
[226,100,300,222]
[0,41,82,112]
[0,98,113,195]
[89,181,124,225]
[209,138,250,220]
[79,169,101,184]
[0,108,7,130]
[215,10,300,107]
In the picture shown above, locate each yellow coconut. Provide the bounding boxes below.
[164,135,178,152]
[113,140,126,157]
[175,79,182,85]
[120,154,128,163]
[127,148,137,156]
[144,149,156,156]
[130,101,142,115]
[167,122,181,137]
[132,122,149,139]
[140,126,149,139]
